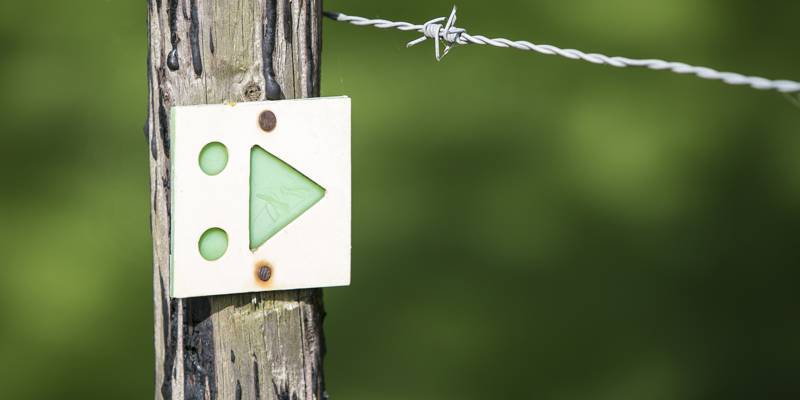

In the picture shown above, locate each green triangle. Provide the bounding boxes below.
[250,146,325,250]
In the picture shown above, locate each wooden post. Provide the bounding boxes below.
[145,1,326,399]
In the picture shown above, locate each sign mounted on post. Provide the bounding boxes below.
[169,96,351,298]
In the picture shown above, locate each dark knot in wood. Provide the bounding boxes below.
[244,83,262,101]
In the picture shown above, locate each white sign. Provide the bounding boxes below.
[170,97,351,298]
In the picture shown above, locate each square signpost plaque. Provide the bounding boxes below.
[170,97,351,298]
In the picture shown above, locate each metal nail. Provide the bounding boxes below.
[258,110,276,131]
[257,266,272,281]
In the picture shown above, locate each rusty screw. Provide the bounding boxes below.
[257,265,272,282]
[258,110,276,132]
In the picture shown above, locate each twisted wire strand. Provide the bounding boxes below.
[323,6,800,94]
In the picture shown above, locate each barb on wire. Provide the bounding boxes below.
[405,6,465,60]
[323,6,800,95]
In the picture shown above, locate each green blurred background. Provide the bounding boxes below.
[1,0,799,398]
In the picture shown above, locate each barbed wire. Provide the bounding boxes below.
[323,6,800,95]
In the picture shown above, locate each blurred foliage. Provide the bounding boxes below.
[1,0,799,399]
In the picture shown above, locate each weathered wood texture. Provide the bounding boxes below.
[145,1,326,399]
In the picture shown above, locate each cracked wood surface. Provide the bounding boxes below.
[146,0,326,399]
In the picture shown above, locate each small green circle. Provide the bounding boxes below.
[198,228,228,261]
[199,142,228,176]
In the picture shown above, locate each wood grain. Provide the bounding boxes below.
[146,0,326,399]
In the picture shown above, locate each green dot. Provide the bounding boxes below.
[199,142,228,176]
[198,228,228,261]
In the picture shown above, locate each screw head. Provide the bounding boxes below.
[257,265,272,282]
[258,110,276,131]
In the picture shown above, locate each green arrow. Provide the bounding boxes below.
[250,146,325,250]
